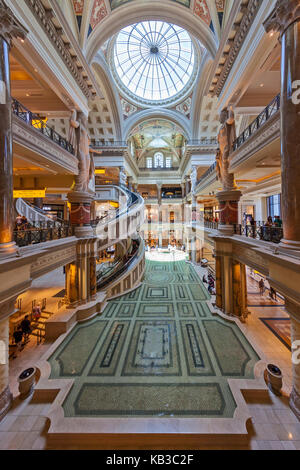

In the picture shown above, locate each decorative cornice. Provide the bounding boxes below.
[0,0,28,46]
[211,0,262,97]
[263,0,300,37]
[24,0,93,99]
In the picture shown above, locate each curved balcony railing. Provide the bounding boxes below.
[233,94,280,151]
[12,98,74,154]
[97,237,144,290]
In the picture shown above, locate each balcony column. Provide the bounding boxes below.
[127,176,133,192]
[284,299,300,420]
[119,166,127,187]
[181,182,185,199]
[0,298,17,422]
[264,1,300,252]
[0,3,27,258]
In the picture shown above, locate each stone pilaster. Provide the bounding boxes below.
[264,0,300,253]
[0,1,27,259]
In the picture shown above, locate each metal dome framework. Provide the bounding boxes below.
[111,21,197,106]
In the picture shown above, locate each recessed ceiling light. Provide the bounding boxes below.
[260,83,264,87]
[26,93,30,97]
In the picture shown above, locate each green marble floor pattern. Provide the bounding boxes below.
[48,260,260,419]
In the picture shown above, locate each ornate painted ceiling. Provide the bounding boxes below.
[71,0,228,44]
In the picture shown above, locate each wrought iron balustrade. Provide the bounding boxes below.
[12,98,74,154]
[139,167,179,172]
[196,161,217,187]
[233,94,280,151]
[234,224,283,243]
[13,224,73,247]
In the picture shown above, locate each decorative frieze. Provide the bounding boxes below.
[24,0,93,99]
[211,0,262,97]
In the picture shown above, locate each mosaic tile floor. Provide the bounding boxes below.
[48,260,260,419]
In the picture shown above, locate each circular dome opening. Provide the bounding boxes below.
[112,21,196,105]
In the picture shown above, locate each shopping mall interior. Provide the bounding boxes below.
[0,0,300,451]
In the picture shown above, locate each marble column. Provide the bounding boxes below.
[89,255,97,300]
[264,0,300,252]
[0,3,27,258]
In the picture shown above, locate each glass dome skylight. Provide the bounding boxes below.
[112,21,195,104]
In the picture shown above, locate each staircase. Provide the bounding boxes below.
[31,310,55,341]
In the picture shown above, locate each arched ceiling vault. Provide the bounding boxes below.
[84,2,219,63]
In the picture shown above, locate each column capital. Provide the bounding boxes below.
[264,0,300,37]
[0,1,28,46]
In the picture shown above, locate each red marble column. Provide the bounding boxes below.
[264,1,300,252]
[264,0,300,420]
[0,5,26,258]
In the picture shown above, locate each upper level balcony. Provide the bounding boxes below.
[12,98,78,175]
[194,93,281,195]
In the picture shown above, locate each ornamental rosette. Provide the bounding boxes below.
[264,0,300,37]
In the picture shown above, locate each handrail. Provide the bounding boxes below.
[12,98,74,154]
[15,198,65,227]
[187,138,218,146]
[97,237,144,289]
[195,161,217,187]
[139,167,179,172]
[91,140,128,147]
[233,93,280,151]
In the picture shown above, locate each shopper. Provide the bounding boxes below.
[12,326,23,359]
[259,278,265,296]
[21,315,31,342]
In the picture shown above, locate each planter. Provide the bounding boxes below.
[18,367,36,399]
[266,363,282,396]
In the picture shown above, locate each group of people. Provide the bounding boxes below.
[264,215,282,227]
[15,215,29,230]
[258,278,277,300]
[243,214,282,228]
[203,273,216,295]
[12,315,32,359]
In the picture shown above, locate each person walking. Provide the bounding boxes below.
[21,315,31,342]
[12,326,23,359]
[259,278,265,296]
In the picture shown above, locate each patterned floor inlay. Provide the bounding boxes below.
[48,259,260,419]
[260,317,291,350]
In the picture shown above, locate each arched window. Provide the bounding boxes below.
[154,152,164,168]
[146,157,153,169]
